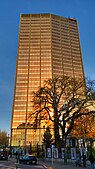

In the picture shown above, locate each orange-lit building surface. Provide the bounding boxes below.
[11,14,84,147]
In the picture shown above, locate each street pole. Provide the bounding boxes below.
[52,148,53,165]
[51,144,54,166]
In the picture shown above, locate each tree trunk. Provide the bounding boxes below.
[54,108,61,147]
[62,135,67,164]
[54,118,60,147]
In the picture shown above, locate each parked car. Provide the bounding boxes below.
[19,155,37,165]
[0,151,8,160]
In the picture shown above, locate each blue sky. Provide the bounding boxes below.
[0,0,95,134]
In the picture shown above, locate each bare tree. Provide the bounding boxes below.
[30,76,95,148]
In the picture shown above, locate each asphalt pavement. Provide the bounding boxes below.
[38,158,91,169]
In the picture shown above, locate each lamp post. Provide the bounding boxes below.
[29,142,32,154]
[18,140,20,147]
[43,142,46,158]
[8,134,10,147]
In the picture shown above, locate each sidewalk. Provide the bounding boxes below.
[38,158,91,169]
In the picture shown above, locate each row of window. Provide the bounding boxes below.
[14,104,33,108]
[17,64,51,67]
[21,15,76,23]
[19,36,51,40]
[16,74,51,80]
[16,75,51,81]
[52,24,77,31]
[17,71,40,75]
[21,21,50,24]
[21,26,50,30]
[52,37,79,43]
[18,56,51,60]
[21,18,50,22]
[52,19,76,25]
[20,21,78,30]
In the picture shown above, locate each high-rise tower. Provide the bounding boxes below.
[11,14,84,147]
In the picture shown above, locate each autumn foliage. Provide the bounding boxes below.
[71,114,95,139]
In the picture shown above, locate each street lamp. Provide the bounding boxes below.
[29,142,32,154]
[8,134,10,147]
[18,140,20,148]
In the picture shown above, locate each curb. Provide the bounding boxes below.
[39,163,53,169]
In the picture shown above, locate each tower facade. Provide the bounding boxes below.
[11,14,84,147]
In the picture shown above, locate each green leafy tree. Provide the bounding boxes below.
[43,126,53,148]
[30,76,95,148]
[0,130,9,148]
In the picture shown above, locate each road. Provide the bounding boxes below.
[0,163,44,169]
[0,158,45,169]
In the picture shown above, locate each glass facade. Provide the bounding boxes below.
[11,14,84,147]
